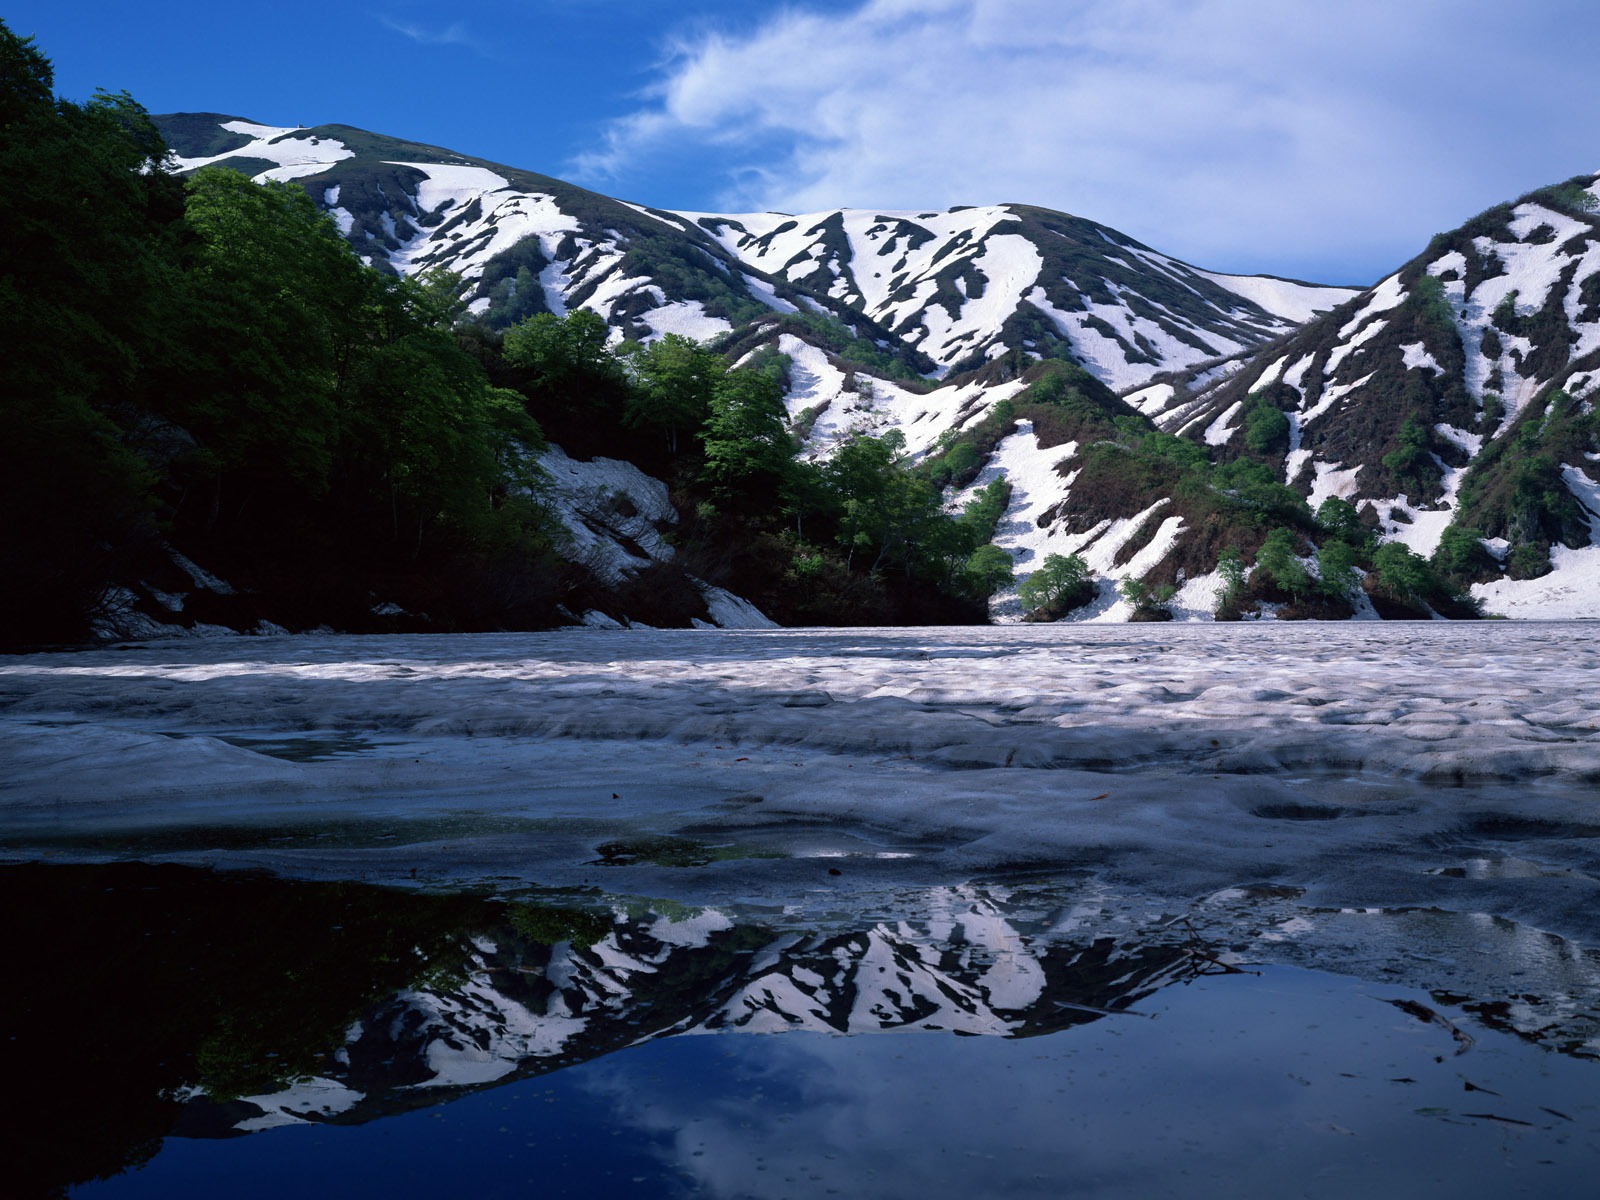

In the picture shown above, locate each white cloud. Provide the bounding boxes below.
[571,0,1600,282]
[378,14,495,57]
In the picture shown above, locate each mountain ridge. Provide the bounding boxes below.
[155,114,1359,389]
[19,96,1596,634]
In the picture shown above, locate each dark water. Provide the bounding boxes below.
[5,864,1598,1199]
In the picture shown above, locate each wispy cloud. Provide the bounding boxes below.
[570,0,1600,281]
[378,13,497,58]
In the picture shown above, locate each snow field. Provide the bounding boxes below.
[778,335,1024,461]
[168,122,355,176]
[383,162,578,283]
[1191,269,1361,323]
[5,625,1600,956]
[683,203,1349,389]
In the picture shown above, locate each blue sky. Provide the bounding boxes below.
[11,1,1600,285]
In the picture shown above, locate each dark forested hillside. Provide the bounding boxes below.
[0,21,1005,644]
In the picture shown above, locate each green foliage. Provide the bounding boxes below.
[789,310,928,380]
[506,901,612,948]
[1211,459,1313,525]
[960,544,1015,599]
[619,333,723,455]
[1531,179,1600,214]
[0,16,578,640]
[924,399,1019,490]
[1380,416,1435,493]
[0,25,185,636]
[743,347,793,389]
[825,431,941,572]
[1118,575,1176,619]
[1452,387,1597,576]
[1019,553,1093,614]
[1138,429,1211,471]
[1315,496,1374,550]
[172,167,368,490]
[1431,524,1495,586]
[1508,541,1552,579]
[956,478,1010,543]
[1241,392,1291,455]
[503,307,614,380]
[1492,291,1521,333]
[1255,527,1311,596]
[1315,539,1362,600]
[1410,273,1456,329]
[1372,541,1438,600]
[1213,548,1247,615]
[701,367,795,498]
[501,308,630,440]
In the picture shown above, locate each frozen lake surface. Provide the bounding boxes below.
[4,624,1600,925]
[4,624,1600,1194]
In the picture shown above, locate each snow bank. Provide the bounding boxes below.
[535,446,676,584]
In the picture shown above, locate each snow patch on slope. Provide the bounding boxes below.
[1193,271,1361,323]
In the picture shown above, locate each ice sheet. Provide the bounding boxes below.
[5,625,1600,950]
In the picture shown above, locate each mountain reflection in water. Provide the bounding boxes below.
[7,863,1600,1199]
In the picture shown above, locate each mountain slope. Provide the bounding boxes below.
[150,113,1600,622]
[684,203,1352,383]
[156,114,1356,392]
[1154,174,1600,615]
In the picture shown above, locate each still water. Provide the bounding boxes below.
[7,863,1598,1199]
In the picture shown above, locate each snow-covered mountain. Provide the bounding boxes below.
[153,113,1600,621]
[1152,174,1600,616]
[683,203,1349,384]
[156,114,1354,389]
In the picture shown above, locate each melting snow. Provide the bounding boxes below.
[637,300,733,344]
[1400,342,1442,374]
[8,624,1600,955]
[1192,271,1360,323]
[1337,274,1406,340]
[169,123,355,176]
[535,446,676,585]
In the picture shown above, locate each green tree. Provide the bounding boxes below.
[1212,459,1312,524]
[1242,394,1290,455]
[1431,524,1494,587]
[1382,416,1434,492]
[954,478,1010,547]
[1255,527,1311,596]
[701,367,794,499]
[1315,496,1373,549]
[620,333,723,455]
[1372,541,1437,599]
[1019,553,1092,612]
[340,285,545,553]
[167,167,372,510]
[959,544,1015,599]
[1118,575,1176,619]
[1213,547,1246,615]
[502,309,616,388]
[500,308,630,439]
[1315,539,1362,600]
[0,22,182,636]
[824,431,944,573]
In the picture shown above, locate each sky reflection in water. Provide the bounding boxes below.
[11,864,1594,1200]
